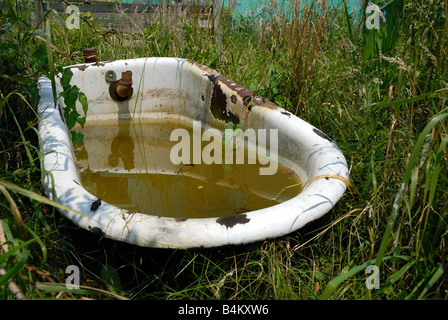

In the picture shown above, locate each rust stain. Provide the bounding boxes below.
[208,74,240,124]
[313,128,333,142]
[187,60,280,122]
[280,166,296,175]
[216,213,250,228]
[70,64,88,71]
[253,95,278,109]
[94,61,111,67]
[281,111,292,118]
[88,226,104,236]
[68,60,112,71]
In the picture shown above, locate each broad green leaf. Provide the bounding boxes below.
[63,85,80,109]
[65,108,80,130]
[78,92,88,116]
[76,116,86,128]
[60,68,73,90]
[71,131,84,144]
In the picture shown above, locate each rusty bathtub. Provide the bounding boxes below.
[37,57,349,248]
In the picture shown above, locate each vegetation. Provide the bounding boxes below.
[0,0,447,300]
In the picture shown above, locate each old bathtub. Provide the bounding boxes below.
[37,57,349,248]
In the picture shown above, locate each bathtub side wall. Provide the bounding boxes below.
[62,58,215,122]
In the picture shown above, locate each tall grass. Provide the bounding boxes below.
[0,0,447,300]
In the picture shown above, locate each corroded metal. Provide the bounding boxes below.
[83,48,96,63]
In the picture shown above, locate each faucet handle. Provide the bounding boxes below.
[109,71,133,101]
[119,71,133,85]
[83,48,96,63]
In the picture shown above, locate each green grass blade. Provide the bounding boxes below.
[342,0,354,44]
[35,282,129,300]
[0,179,86,216]
[375,113,448,268]
[370,87,448,108]
[0,247,29,288]
[427,134,448,208]
[388,260,417,285]
[45,18,57,108]
[0,238,35,266]
[0,91,42,167]
[319,256,409,300]
[23,224,47,267]
[417,263,444,300]
[6,104,34,166]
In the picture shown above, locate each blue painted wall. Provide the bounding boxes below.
[116,0,362,15]
[223,0,361,16]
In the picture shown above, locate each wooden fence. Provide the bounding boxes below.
[33,0,217,33]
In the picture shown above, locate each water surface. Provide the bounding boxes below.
[74,118,303,218]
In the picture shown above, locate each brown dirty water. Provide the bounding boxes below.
[73,118,303,219]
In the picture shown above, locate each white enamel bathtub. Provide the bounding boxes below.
[37,57,349,248]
